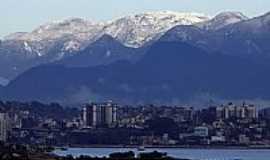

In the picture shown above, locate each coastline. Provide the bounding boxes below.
[51,145,270,160]
[55,144,270,150]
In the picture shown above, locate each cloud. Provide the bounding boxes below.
[64,86,104,105]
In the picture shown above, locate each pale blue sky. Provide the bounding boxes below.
[0,0,269,37]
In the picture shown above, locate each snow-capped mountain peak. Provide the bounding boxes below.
[3,18,105,59]
[198,11,248,30]
[104,11,209,47]
[3,32,27,41]
[4,11,209,51]
[214,11,248,20]
[1,10,270,82]
[259,11,270,26]
[144,11,209,21]
[17,18,104,41]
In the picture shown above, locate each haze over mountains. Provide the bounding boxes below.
[1,11,270,104]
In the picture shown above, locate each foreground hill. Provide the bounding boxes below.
[2,41,270,104]
[56,34,146,68]
[161,11,270,61]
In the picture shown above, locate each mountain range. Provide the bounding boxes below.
[0,11,208,80]
[1,11,270,104]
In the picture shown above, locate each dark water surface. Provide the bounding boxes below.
[53,147,270,160]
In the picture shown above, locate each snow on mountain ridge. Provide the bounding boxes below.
[197,11,249,30]
[4,11,209,49]
[104,11,209,47]
[2,18,105,58]
[19,17,104,41]
[143,11,209,21]
[2,11,252,60]
[3,32,28,40]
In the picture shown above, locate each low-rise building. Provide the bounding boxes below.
[194,126,209,137]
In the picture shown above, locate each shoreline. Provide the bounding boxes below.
[54,144,270,150]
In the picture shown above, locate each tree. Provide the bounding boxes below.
[146,117,179,138]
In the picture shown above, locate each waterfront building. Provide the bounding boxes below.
[211,135,226,143]
[194,126,209,137]
[239,134,250,144]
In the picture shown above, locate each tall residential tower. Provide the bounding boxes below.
[82,101,117,128]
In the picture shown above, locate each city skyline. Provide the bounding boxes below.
[0,0,270,37]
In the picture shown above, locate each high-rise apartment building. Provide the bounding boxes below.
[215,103,257,120]
[0,113,10,142]
[82,101,117,128]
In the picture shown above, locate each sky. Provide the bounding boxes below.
[0,0,269,37]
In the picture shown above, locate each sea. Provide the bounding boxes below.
[53,147,270,160]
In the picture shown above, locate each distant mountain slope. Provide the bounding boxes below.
[2,41,270,104]
[56,34,147,67]
[197,11,248,30]
[212,12,270,58]
[160,11,270,62]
